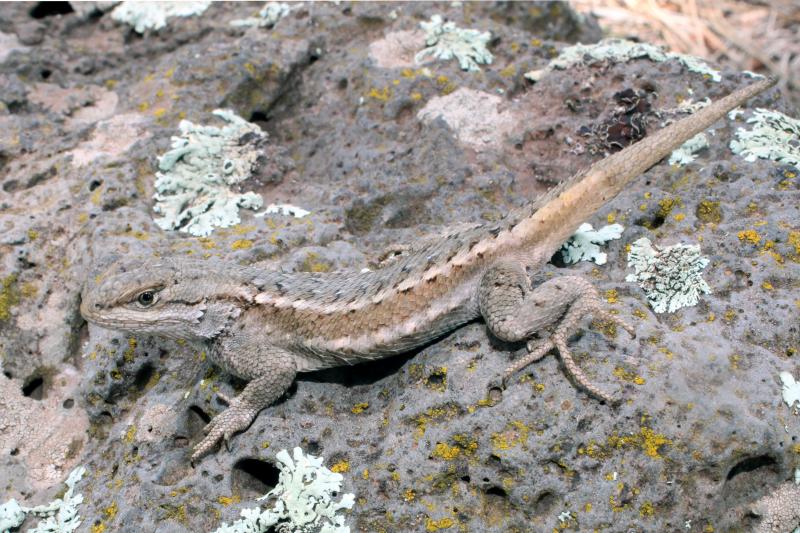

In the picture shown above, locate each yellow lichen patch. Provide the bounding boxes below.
[0,274,19,321]
[231,239,253,250]
[728,353,741,370]
[123,337,137,363]
[499,64,516,77]
[410,91,423,102]
[432,442,461,461]
[761,281,774,290]
[789,231,800,262]
[605,289,618,304]
[723,308,737,323]
[217,495,240,506]
[104,501,118,520]
[491,421,530,451]
[300,252,331,273]
[229,224,256,235]
[606,211,617,224]
[696,200,722,223]
[792,444,800,454]
[607,427,671,459]
[412,404,462,441]
[367,87,392,102]
[403,488,416,502]
[592,318,618,338]
[657,197,682,220]
[351,402,369,414]
[91,524,106,533]
[362,468,369,480]
[639,501,654,517]
[124,425,136,444]
[577,439,613,461]
[613,367,645,385]
[330,460,350,473]
[737,229,761,245]
[673,213,685,222]
[153,108,167,118]
[425,517,455,531]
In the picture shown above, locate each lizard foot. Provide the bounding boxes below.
[502,296,635,403]
[191,400,259,461]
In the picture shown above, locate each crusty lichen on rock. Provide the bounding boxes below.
[625,238,711,313]
[153,110,268,237]
[525,38,721,82]
[213,447,355,533]
[730,108,800,169]
[415,15,493,72]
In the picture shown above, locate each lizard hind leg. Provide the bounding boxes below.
[478,261,634,403]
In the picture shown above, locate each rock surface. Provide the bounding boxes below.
[0,2,798,532]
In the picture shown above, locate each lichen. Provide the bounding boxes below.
[559,223,624,265]
[213,447,355,533]
[153,110,266,237]
[668,132,709,166]
[730,108,800,169]
[525,38,720,82]
[230,2,291,28]
[0,274,19,321]
[625,238,711,313]
[111,1,211,33]
[415,15,493,72]
[780,371,800,412]
[0,466,86,533]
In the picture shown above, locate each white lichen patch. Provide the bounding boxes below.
[780,372,800,411]
[111,1,211,33]
[560,223,624,265]
[730,108,800,169]
[668,133,709,166]
[230,2,291,28]
[417,87,516,149]
[525,38,720,82]
[0,467,86,533]
[213,447,355,533]
[153,109,266,237]
[415,15,493,72]
[625,238,711,313]
[255,204,310,219]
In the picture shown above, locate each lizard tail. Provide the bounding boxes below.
[513,76,777,262]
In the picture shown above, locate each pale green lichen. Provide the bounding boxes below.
[230,2,291,28]
[415,15,493,72]
[525,38,720,82]
[255,204,310,219]
[111,1,211,33]
[625,238,711,313]
[0,466,86,533]
[669,132,709,166]
[730,108,800,169]
[213,447,355,533]
[153,110,265,237]
[780,371,800,412]
[560,223,624,265]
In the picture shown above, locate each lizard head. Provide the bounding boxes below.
[80,258,256,341]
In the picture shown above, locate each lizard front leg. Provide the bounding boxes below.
[479,261,634,403]
[192,345,296,461]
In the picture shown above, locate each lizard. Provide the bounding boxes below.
[80,76,776,461]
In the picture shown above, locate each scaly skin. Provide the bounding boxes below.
[80,77,776,460]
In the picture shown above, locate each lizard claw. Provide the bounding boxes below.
[191,401,259,461]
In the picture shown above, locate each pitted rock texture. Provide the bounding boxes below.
[0,2,798,532]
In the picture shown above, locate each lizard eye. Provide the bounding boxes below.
[136,290,157,307]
